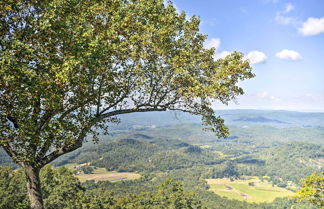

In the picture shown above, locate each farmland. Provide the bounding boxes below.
[206,177,294,203]
[64,164,141,182]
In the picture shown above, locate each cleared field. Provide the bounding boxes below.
[206,177,294,203]
[77,171,141,182]
[63,164,141,182]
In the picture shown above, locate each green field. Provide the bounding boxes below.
[206,177,295,203]
[64,164,141,182]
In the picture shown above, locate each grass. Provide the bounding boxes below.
[63,164,141,183]
[206,177,294,203]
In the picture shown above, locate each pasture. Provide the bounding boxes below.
[64,164,141,182]
[206,177,294,203]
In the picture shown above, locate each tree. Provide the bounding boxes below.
[0,0,253,208]
[296,171,324,207]
[0,165,85,209]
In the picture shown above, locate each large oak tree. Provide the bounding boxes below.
[0,0,254,208]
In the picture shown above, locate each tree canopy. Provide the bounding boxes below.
[0,0,253,208]
[296,171,324,207]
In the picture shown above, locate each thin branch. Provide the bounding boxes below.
[6,116,19,128]
[1,142,21,166]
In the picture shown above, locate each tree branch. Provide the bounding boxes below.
[39,106,168,166]
[1,143,21,166]
[6,116,19,128]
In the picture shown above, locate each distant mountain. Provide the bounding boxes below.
[233,116,288,124]
[110,109,324,129]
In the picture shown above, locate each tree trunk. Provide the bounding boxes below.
[24,165,44,209]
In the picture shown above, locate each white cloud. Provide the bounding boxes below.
[276,49,302,60]
[204,38,221,51]
[285,3,294,13]
[298,17,324,36]
[245,51,267,64]
[213,51,231,60]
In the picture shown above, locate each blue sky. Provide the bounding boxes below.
[172,0,324,112]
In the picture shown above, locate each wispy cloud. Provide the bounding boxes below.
[257,91,280,101]
[298,17,324,36]
[264,0,279,4]
[276,49,302,60]
[284,3,294,13]
[202,18,218,27]
[240,8,249,15]
[213,92,324,112]
[275,3,297,25]
[275,15,296,25]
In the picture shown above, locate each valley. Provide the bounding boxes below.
[1,110,323,208]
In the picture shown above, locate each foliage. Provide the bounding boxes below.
[296,171,324,207]
[40,165,85,209]
[0,166,206,209]
[0,166,29,209]
[113,178,205,209]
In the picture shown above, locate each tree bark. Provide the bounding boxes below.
[24,165,44,209]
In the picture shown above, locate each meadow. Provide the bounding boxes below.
[206,177,295,203]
